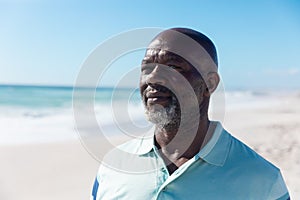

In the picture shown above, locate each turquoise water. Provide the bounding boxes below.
[0,85,141,109]
[0,84,145,144]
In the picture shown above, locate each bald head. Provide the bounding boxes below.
[148,28,218,75]
[169,28,218,67]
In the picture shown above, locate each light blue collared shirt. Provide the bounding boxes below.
[92,122,289,200]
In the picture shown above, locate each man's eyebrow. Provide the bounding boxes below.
[165,53,185,62]
[142,56,153,63]
[141,49,157,63]
[160,52,191,66]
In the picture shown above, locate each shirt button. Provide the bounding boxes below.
[161,168,167,172]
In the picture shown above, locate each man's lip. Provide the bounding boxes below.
[146,91,170,98]
[144,89,172,105]
[147,96,171,105]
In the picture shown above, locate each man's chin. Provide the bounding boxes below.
[145,111,180,130]
[145,111,166,124]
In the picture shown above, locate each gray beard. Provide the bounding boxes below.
[144,96,180,130]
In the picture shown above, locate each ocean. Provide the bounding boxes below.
[0,84,282,145]
[0,85,148,145]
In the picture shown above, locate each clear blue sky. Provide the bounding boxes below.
[1,0,300,89]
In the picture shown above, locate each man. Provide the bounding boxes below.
[92,28,290,199]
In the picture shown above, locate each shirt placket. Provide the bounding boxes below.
[153,148,200,200]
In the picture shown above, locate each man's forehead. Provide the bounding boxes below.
[148,37,166,49]
[148,34,187,52]
[145,30,218,73]
[145,35,193,60]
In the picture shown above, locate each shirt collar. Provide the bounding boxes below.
[196,122,231,166]
[136,121,231,166]
[135,135,155,155]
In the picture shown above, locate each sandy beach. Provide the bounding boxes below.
[0,92,299,200]
[0,141,99,200]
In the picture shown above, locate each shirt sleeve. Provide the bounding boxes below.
[91,177,99,200]
[267,171,290,200]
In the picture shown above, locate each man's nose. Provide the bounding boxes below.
[145,65,167,86]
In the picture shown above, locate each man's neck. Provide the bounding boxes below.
[154,116,215,174]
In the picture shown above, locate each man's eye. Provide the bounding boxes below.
[169,65,182,70]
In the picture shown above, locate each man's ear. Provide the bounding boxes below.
[204,72,220,97]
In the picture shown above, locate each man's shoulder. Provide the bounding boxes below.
[101,136,152,163]
[116,136,153,154]
[98,136,155,173]
[225,129,280,177]
[223,129,289,199]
